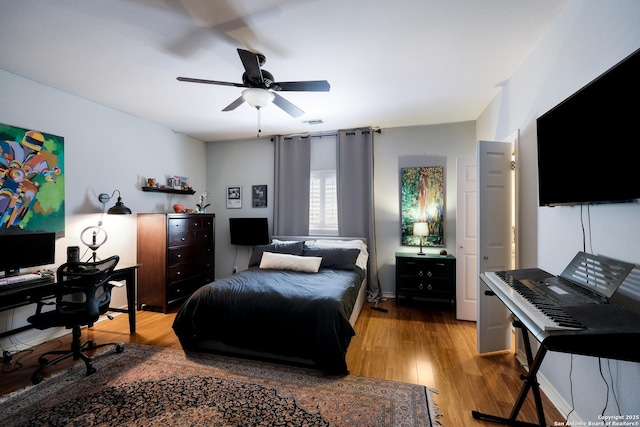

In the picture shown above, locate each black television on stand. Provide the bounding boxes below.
[0,232,56,276]
[536,47,640,207]
[229,218,270,246]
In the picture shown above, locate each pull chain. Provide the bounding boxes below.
[256,106,262,138]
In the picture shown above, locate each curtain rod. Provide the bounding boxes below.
[277,126,379,141]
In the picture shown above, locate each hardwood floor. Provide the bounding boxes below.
[0,299,565,426]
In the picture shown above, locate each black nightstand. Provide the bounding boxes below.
[395,252,456,307]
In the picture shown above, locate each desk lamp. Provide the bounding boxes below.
[98,189,132,215]
[413,222,428,255]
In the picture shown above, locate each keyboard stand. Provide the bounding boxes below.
[472,319,549,427]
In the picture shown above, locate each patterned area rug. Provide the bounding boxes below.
[0,343,440,426]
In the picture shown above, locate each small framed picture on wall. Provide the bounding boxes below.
[227,186,242,209]
[252,185,267,208]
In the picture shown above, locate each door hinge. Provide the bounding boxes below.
[511,160,516,170]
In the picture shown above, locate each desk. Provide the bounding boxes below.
[0,264,140,338]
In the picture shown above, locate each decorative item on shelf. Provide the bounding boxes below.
[173,204,184,213]
[196,192,210,213]
[147,177,156,187]
[412,222,428,255]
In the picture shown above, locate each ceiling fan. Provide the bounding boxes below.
[177,48,330,119]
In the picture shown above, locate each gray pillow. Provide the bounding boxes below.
[248,241,305,268]
[302,247,361,270]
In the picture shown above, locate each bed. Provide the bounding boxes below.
[172,236,368,374]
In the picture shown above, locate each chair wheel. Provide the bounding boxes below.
[86,366,97,376]
[31,373,43,384]
[86,340,96,349]
[38,356,48,365]
[115,343,125,353]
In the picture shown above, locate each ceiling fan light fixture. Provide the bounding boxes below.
[242,88,274,109]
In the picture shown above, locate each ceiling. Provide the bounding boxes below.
[0,0,570,142]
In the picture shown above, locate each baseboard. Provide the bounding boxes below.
[515,350,578,424]
[537,371,583,424]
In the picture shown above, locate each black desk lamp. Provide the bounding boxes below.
[98,189,132,215]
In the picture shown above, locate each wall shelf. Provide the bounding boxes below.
[142,186,195,195]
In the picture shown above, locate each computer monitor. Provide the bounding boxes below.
[0,232,56,276]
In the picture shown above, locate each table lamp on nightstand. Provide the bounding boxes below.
[413,222,428,255]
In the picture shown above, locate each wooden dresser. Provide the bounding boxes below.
[137,213,215,313]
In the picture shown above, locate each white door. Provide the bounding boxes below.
[476,140,514,353]
[455,157,478,321]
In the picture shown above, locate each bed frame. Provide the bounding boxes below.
[193,236,368,370]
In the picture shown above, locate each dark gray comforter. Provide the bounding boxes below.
[172,266,365,374]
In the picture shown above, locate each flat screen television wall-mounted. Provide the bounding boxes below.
[229,217,270,246]
[536,47,640,207]
[0,232,56,276]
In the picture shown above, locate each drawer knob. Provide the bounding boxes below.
[418,271,424,277]
[176,271,181,276]
[427,271,433,277]
[418,283,424,290]
[427,284,433,291]
[177,254,182,258]
[181,237,185,241]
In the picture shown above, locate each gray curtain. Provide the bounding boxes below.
[273,135,311,236]
[273,129,380,300]
[337,128,380,300]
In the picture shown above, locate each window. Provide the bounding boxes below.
[309,169,338,234]
[309,135,338,235]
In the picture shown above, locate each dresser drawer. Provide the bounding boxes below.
[398,277,451,295]
[168,258,214,283]
[167,274,212,303]
[168,243,214,265]
[168,229,214,247]
[397,259,451,280]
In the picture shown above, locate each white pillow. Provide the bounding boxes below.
[271,238,302,244]
[308,239,369,270]
[259,251,322,273]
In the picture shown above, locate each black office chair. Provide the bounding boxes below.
[27,255,124,384]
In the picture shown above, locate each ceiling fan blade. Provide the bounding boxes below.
[237,48,264,84]
[276,80,330,92]
[177,77,246,88]
[222,96,246,111]
[272,93,304,118]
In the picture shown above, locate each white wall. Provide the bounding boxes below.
[205,137,275,277]
[373,122,476,296]
[0,70,207,351]
[476,0,640,422]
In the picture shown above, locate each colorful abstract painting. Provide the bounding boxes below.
[0,123,64,235]
[401,166,444,247]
